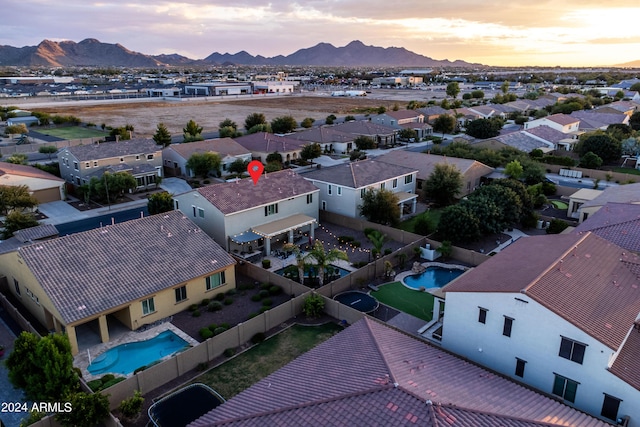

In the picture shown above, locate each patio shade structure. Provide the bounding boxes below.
[395,191,418,218]
[252,213,316,255]
[229,230,263,244]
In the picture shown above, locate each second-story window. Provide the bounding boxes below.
[503,316,514,337]
[559,337,586,364]
[306,194,313,204]
[265,203,278,216]
[147,154,154,160]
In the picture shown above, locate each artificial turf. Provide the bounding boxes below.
[371,281,434,321]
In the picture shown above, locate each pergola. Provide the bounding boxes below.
[252,214,316,255]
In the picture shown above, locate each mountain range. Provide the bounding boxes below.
[0,38,482,68]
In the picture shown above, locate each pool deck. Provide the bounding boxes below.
[74,323,198,382]
[395,262,468,293]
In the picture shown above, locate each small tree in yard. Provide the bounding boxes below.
[301,117,315,128]
[446,82,460,99]
[244,112,267,130]
[56,392,110,427]
[153,122,172,147]
[6,153,28,165]
[303,293,325,318]
[270,115,297,134]
[504,159,524,180]
[437,204,481,244]
[301,143,322,165]
[423,163,463,206]
[354,135,376,150]
[360,188,400,226]
[436,240,453,260]
[2,211,39,239]
[38,145,58,160]
[0,184,38,215]
[147,192,174,215]
[579,151,603,169]
[183,119,204,142]
[186,152,222,178]
[119,390,144,420]
[432,114,456,138]
[303,241,349,287]
[399,128,418,141]
[228,158,249,174]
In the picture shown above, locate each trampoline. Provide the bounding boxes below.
[334,291,379,313]
[148,383,225,427]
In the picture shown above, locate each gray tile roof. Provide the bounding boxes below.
[332,120,397,136]
[581,182,640,209]
[232,132,307,153]
[494,131,553,152]
[571,111,628,129]
[166,138,251,160]
[13,224,58,243]
[190,318,609,427]
[63,138,159,162]
[573,202,640,253]
[288,126,354,144]
[303,159,416,188]
[524,125,568,144]
[547,114,580,126]
[196,169,318,215]
[444,232,640,350]
[376,150,493,181]
[19,211,235,324]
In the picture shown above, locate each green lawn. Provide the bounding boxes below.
[192,323,343,399]
[550,200,568,210]
[398,209,442,234]
[610,167,640,177]
[371,281,434,321]
[36,126,108,139]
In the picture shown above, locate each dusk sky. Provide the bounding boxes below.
[2,0,640,67]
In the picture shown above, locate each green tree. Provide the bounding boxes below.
[38,145,58,160]
[629,111,640,131]
[432,114,456,138]
[147,192,174,215]
[471,90,485,99]
[303,241,349,287]
[501,80,510,94]
[7,332,79,401]
[359,188,400,226]
[576,132,622,163]
[504,159,524,179]
[465,118,503,139]
[546,218,569,234]
[183,119,204,142]
[579,151,603,169]
[2,211,39,239]
[219,126,242,138]
[244,112,267,130]
[630,82,640,93]
[270,115,297,134]
[437,204,481,243]
[219,118,238,130]
[186,152,222,178]
[436,240,453,260]
[301,117,315,128]
[152,122,172,147]
[119,390,145,420]
[399,128,418,141]
[377,106,387,114]
[109,124,134,141]
[365,229,387,258]
[266,151,283,164]
[520,159,546,185]
[0,185,38,215]
[264,162,282,173]
[446,82,460,99]
[5,123,28,137]
[325,114,336,125]
[301,143,322,165]
[282,243,306,284]
[247,123,271,134]
[423,163,463,206]
[344,115,356,122]
[302,293,325,318]
[6,153,29,164]
[55,392,110,427]
[228,158,249,174]
[354,135,376,150]
[471,184,523,228]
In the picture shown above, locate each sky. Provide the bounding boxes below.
[2,0,640,67]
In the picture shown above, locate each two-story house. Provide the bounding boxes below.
[162,138,252,177]
[371,110,432,139]
[172,169,319,255]
[0,211,236,355]
[441,232,640,426]
[302,159,418,219]
[523,113,581,135]
[58,138,162,190]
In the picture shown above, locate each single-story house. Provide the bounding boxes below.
[331,121,397,148]
[576,182,640,223]
[0,162,65,203]
[573,202,640,253]
[288,126,355,154]
[162,138,252,177]
[233,132,308,164]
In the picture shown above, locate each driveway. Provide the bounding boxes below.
[160,177,192,195]
[38,200,89,225]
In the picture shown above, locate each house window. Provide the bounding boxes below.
[552,374,578,403]
[337,186,342,196]
[141,297,155,315]
[85,162,90,168]
[405,175,413,184]
[93,161,98,167]
[306,194,313,204]
[135,155,140,160]
[198,207,205,218]
[478,307,487,324]
[206,271,226,291]
[175,286,187,303]
[265,203,278,216]
[503,316,513,337]
[515,358,526,378]
[192,206,197,217]
[392,179,398,189]
[147,154,154,160]
[175,200,179,210]
[328,185,332,195]
[73,161,78,170]
[120,157,124,163]
[13,278,20,296]
[361,188,367,198]
[380,182,385,190]
[601,394,622,421]
[559,337,586,364]
[322,201,327,210]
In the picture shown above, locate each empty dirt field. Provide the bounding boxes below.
[28,95,400,138]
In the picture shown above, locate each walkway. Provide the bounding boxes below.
[492,228,530,253]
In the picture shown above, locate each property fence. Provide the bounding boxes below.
[0,137,104,156]
[0,276,42,337]
[544,164,639,185]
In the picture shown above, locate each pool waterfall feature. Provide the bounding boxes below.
[399,262,468,292]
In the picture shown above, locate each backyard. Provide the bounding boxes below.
[371,281,434,321]
[33,125,108,139]
[190,323,343,400]
[398,209,442,234]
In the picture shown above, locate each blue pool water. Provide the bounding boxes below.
[274,264,351,278]
[404,267,465,290]
[88,330,189,376]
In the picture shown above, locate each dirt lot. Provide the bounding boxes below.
[30,95,399,138]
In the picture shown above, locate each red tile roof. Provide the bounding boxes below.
[610,326,640,391]
[189,318,608,427]
[573,202,640,253]
[546,114,580,126]
[444,233,640,350]
[0,162,64,181]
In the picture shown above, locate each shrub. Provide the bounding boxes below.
[188,304,198,312]
[262,259,271,269]
[223,297,233,305]
[259,306,270,313]
[541,181,556,196]
[119,390,144,419]
[102,377,125,389]
[208,323,217,331]
[250,294,262,302]
[303,293,325,318]
[200,328,214,339]
[260,282,272,290]
[546,218,569,234]
[226,288,237,296]
[207,301,222,312]
[262,298,273,306]
[247,312,258,319]
[351,240,361,248]
[101,374,115,384]
[259,289,270,298]
[533,194,547,208]
[213,327,228,336]
[384,248,392,255]
[200,298,210,306]
[268,285,282,295]
[238,283,255,291]
[363,227,375,236]
[87,379,103,391]
[224,348,236,357]
[215,292,226,301]
[196,362,209,371]
[192,309,201,317]
[220,322,231,329]
[251,332,266,344]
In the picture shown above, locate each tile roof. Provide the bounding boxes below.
[13,224,58,243]
[546,114,580,126]
[232,132,306,153]
[190,318,608,427]
[609,326,640,391]
[376,150,493,181]
[19,211,235,324]
[288,126,354,144]
[195,169,318,215]
[417,106,448,117]
[444,232,640,350]
[494,131,554,152]
[332,120,397,136]
[573,202,640,253]
[571,111,628,129]
[384,110,424,120]
[524,125,569,144]
[63,138,159,162]
[581,182,640,209]
[303,159,417,188]
[165,138,251,160]
[0,162,64,181]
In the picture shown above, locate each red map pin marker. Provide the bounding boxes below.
[247,160,264,185]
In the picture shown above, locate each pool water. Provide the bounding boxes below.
[88,330,189,376]
[274,264,351,278]
[404,267,465,290]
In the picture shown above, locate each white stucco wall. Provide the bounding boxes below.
[441,291,639,425]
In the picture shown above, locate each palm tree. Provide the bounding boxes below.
[303,241,349,287]
[366,230,387,259]
[283,243,306,284]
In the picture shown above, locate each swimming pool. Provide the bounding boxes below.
[274,264,351,279]
[403,266,465,291]
[88,330,189,376]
